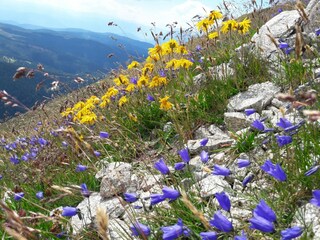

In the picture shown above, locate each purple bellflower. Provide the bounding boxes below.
[276,135,292,147]
[310,190,320,207]
[249,214,275,233]
[200,150,209,163]
[212,164,231,176]
[244,108,256,116]
[124,192,138,203]
[150,194,166,206]
[61,207,78,217]
[242,174,254,187]
[36,191,44,200]
[305,165,320,176]
[161,219,190,240]
[178,148,190,163]
[154,158,170,174]
[14,192,24,201]
[162,186,180,201]
[200,231,218,240]
[130,221,151,237]
[237,159,251,168]
[76,164,88,172]
[215,192,231,212]
[200,138,209,146]
[253,199,277,222]
[281,226,303,240]
[174,162,186,170]
[99,131,109,138]
[210,210,233,232]
[261,159,287,181]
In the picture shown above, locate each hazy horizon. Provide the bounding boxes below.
[0,0,254,42]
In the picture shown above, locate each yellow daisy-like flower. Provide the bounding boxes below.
[148,44,163,56]
[79,112,97,125]
[175,45,188,55]
[126,83,135,92]
[159,96,173,111]
[61,107,73,117]
[129,113,138,122]
[166,59,178,69]
[127,61,140,69]
[137,75,149,87]
[146,54,160,63]
[104,87,119,98]
[208,10,223,21]
[99,99,110,108]
[221,19,238,34]
[237,18,251,34]
[208,31,219,39]
[118,96,128,107]
[177,59,193,69]
[162,39,179,55]
[73,101,85,111]
[149,76,167,88]
[142,63,154,76]
[196,18,213,32]
[113,74,129,86]
[86,95,100,105]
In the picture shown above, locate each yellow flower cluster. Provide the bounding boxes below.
[196,10,223,32]
[61,96,100,125]
[197,9,251,37]
[61,35,195,124]
[147,39,189,62]
[159,96,173,111]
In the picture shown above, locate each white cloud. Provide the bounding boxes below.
[8,0,216,28]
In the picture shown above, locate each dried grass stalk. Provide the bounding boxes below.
[295,24,303,59]
[96,207,109,240]
[181,190,210,230]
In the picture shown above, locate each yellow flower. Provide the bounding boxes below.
[162,39,179,55]
[73,101,85,111]
[221,19,238,34]
[142,63,154,76]
[208,10,223,21]
[79,112,97,125]
[146,54,160,63]
[208,31,219,39]
[129,113,138,122]
[127,61,140,69]
[166,59,178,69]
[126,83,135,92]
[99,99,110,108]
[175,45,188,54]
[104,87,119,98]
[196,18,213,32]
[177,59,193,69]
[237,18,251,34]
[86,95,100,105]
[137,75,149,87]
[148,44,163,56]
[113,74,129,86]
[118,96,128,107]
[159,96,173,111]
[61,107,73,117]
[149,76,167,88]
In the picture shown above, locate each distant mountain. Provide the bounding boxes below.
[0,23,153,120]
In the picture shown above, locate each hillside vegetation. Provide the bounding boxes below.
[1,0,320,239]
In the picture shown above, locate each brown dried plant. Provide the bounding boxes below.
[96,207,110,240]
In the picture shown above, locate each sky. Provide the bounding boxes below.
[0,0,249,41]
